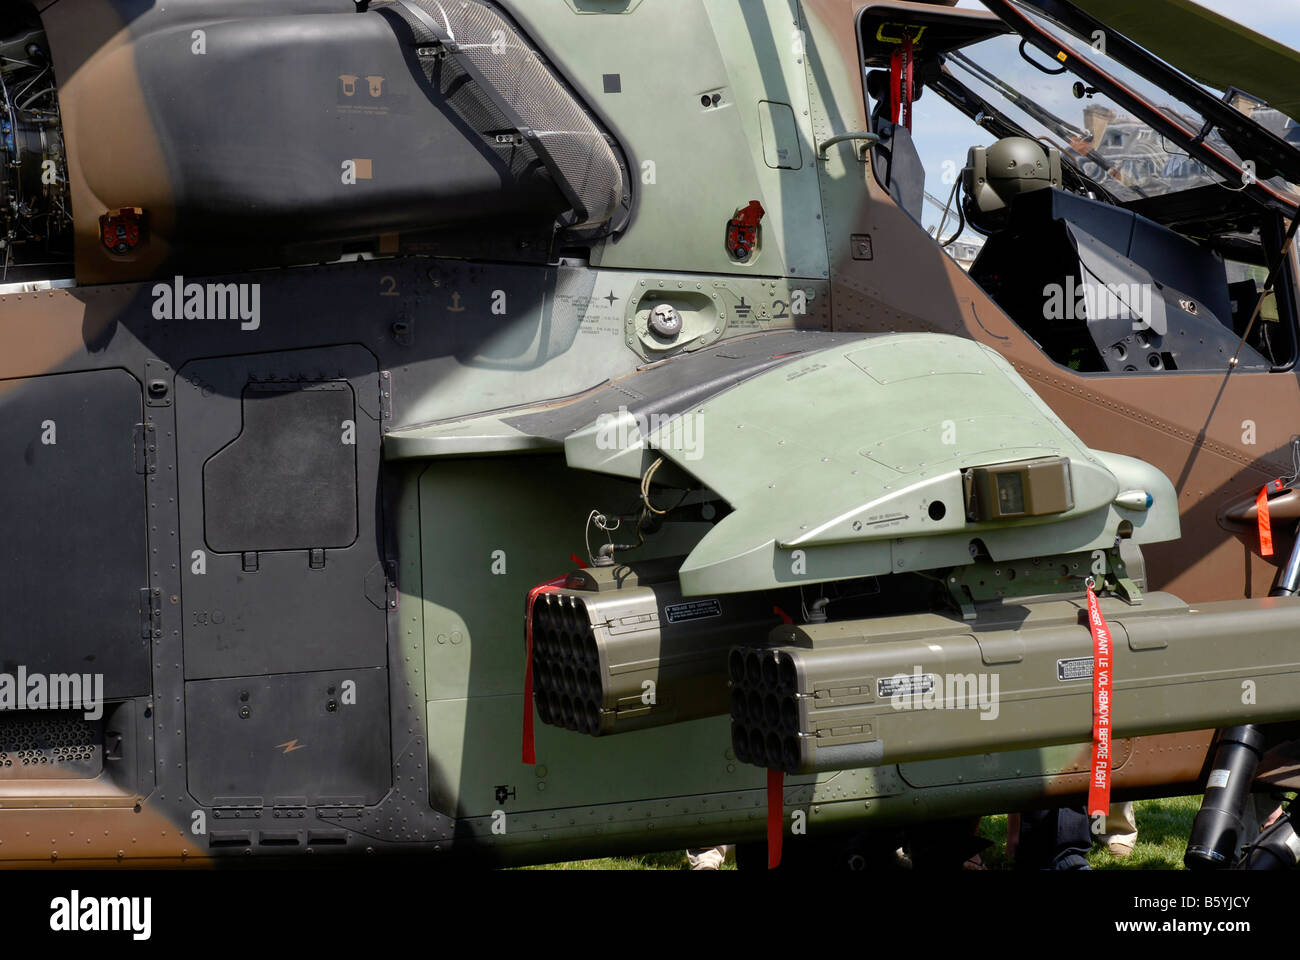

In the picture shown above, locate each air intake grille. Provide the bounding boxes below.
[0,711,103,779]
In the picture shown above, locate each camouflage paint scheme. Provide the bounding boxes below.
[0,0,1294,866]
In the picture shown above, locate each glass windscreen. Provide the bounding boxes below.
[993,0,1300,204]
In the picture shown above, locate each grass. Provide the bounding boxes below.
[977,795,1201,870]
[522,849,734,870]
[523,797,1201,870]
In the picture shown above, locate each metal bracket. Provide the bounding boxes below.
[144,358,173,407]
[947,580,977,621]
[133,423,157,475]
[380,370,393,421]
[139,587,162,640]
[1108,547,1142,605]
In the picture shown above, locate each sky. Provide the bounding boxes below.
[955,0,1300,47]
[909,2,1300,240]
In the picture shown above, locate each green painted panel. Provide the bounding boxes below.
[418,456,713,701]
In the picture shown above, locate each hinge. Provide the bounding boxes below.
[133,423,157,475]
[317,797,366,819]
[213,797,263,819]
[380,370,393,420]
[139,586,162,640]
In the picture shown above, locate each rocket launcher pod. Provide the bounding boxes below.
[730,590,1300,774]
[531,559,778,736]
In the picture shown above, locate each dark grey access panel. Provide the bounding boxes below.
[185,668,391,807]
[176,346,388,680]
[0,369,150,698]
[203,383,358,552]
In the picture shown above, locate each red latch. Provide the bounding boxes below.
[726,201,765,261]
[100,207,146,256]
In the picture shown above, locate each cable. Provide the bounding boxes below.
[934,176,959,239]
[1277,436,1300,488]
[584,510,620,568]
[641,457,668,515]
[595,457,693,564]
[940,178,967,248]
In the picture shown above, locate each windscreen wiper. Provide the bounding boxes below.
[930,62,1121,203]
[949,50,1088,141]
[983,0,1298,218]
[946,50,1145,196]
[1011,0,1300,191]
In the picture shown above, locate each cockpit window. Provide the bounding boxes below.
[1004,1,1300,204]
[857,1,1300,375]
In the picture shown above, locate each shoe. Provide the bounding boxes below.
[1106,840,1135,858]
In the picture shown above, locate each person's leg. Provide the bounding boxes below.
[1016,807,1092,870]
[1099,801,1137,858]
[686,845,728,870]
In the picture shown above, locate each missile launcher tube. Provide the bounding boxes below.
[731,592,1300,773]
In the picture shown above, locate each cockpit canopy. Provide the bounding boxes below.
[856,0,1300,375]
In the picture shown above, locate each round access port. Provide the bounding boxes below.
[766,732,783,768]
[783,736,800,772]
[728,649,746,685]
[764,693,780,727]
[781,697,797,732]
[928,500,947,521]
[732,723,750,763]
[749,729,765,764]
[778,653,797,694]
[731,688,746,719]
